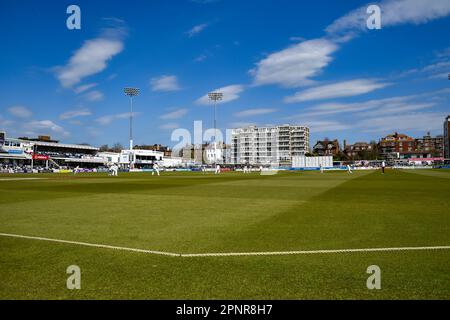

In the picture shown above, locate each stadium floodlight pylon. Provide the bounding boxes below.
[207,92,223,144]
[208,91,223,165]
[124,87,140,150]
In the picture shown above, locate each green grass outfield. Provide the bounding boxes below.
[0,169,449,299]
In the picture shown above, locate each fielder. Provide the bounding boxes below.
[215,164,221,174]
[152,162,160,176]
[346,164,353,174]
[112,164,119,176]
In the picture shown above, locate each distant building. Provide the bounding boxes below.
[120,149,164,169]
[344,142,373,158]
[379,131,444,160]
[230,124,309,166]
[445,116,450,158]
[379,132,416,159]
[205,142,224,164]
[97,151,120,164]
[18,135,59,143]
[134,144,172,157]
[176,143,222,164]
[312,139,340,157]
[415,132,444,157]
[0,132,101,168]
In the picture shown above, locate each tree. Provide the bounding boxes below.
[333,151,348,161]
[99,144,109,152]
[112,143,124,153]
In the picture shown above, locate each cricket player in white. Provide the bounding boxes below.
[215,164,221,174]
[347,164,353,174]
[381,160,386,174]
[320,163,324,174]
[152,162,160,176]
[112,164,119,176]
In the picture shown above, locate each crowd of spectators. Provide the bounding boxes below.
[35,151,98,159]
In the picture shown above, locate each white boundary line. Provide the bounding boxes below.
[1,232,449,258]
[0,232,180,257]
[181,246,450,257]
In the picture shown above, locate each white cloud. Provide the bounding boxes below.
[363,102,435,117]
[402,60,450,79]
[250,39,338,88]
[55,29,125,88]
[229,122,257,128]
[249,0,450,91]
[428,72,449,80]
[303,120,351,132]
[151,75,181,92]
[8,106,32,118]
[422,61,450,73]
[59,108,92,120]
[0,116,14,128]
[74,83,98,94]
[186,23,208,37]
[436,47,450,58]
[26,120,69,137]
[96,112,139,125]
[286,91,445,135]
[234,108,278,118]
[196,85,245,105]
[289,36,306,42]
[160,123,179,130]
[83,90,104,102]
[302,94,436,117]
[358,112,446,133]
[284,79,389,103]
[326,0,450,35]
[69,120,83,126]
[194,53,208,62]
[160,108,188,120]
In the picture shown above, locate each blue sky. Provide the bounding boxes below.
[0,0,449,148]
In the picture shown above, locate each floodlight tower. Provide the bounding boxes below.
[124,87,140,150]
[207,92,223,143]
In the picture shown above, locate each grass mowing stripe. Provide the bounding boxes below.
[401,169,450,179]
[1,232,449,258]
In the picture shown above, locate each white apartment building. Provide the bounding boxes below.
[230,124,310,166]
[205,142,224,164]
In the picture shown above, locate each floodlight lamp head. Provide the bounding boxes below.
[208,92,223,102]
[124,87,140,97]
